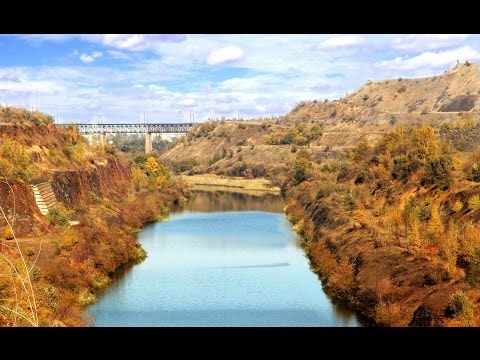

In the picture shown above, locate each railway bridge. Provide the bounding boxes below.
[57,123,193,154]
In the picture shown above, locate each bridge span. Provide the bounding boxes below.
[57,123,194,154]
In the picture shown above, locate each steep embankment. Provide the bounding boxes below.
[163,63,480,327]
[284,127,480,326]
[0,107,188,326]
[0,118,130,236]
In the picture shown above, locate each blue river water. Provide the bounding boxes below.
[87,191,362,326]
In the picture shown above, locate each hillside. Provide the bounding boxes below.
[165,63,480,327]
[0,107,187,326]
[163,62,480,180]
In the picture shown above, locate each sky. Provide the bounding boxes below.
[0,34,479,124]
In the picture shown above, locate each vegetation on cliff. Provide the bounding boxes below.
[0,108,189,326]
[284,125,480,326]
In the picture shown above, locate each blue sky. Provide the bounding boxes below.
[0,34,479,123]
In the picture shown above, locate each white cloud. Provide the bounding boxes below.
[107,50,133,60]
[391,34,470,52]
[314,35,365,50]
[79,51,103,64]
[7,34,480,123]
[103,34,147,51]
[376,46,480,71]
[207,46,245,65]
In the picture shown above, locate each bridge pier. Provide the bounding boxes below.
[145,133,153,154]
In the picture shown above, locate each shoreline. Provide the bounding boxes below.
[182,174,281,195]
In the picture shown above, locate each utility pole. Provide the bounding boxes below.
[35,89,38,111]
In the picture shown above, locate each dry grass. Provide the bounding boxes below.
[183,174,280,193]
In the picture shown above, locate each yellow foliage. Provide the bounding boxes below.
[131,166,146,192]
[452,200,463,213]
[468,195,480,210]
[428,204,444,240]
[3,226,14,240]
[408,217,421,249]
[413,126,440,164]
[145,156,159,176]
[442,220,459,271]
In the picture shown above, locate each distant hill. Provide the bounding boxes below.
[163,62,480,176]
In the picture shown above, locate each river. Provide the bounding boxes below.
[87,191,363,326]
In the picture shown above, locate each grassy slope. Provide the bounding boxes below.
[162,63,480,327]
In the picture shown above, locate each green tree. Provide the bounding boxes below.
[291,157,311,186]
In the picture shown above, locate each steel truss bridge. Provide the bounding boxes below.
[57,123,194,134]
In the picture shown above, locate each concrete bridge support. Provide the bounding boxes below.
[145,132,153,154]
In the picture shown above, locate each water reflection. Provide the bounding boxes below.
[87,190,365,327]
[176,190,284,214]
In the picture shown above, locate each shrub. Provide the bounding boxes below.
[375,302,402,326]
[0,139,33,181]
[468,195,480,210]
[3,227,14,240]
[423,155,453,190]
[78,289,96,306]
[227,162,247,177]
[452,200,463,213]
[447,290,475,326]
[465,248,480,287]
[30,266,41,281]
[291,157,311,185]
[46,204,72,226]
[468,163,480,182]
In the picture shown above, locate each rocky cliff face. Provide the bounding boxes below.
[0,180,47,236]
[0,112,131,237]
[51,156,130,208]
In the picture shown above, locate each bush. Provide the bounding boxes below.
[3,227,14,240]
[468,195,480,210]
[468,163,480,182]
[447,290,475,326]
[423,155,453,190]
[31,266,41,281]
[452,200,463,213]
[0,139,33,181]
[227,162,247,177]
[46,204,72,226]
[464,252,480,290]
[78,289,96,306]
[291,157,311,185]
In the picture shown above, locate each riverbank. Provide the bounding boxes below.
[183,174,280,195]
[1,175,190,327]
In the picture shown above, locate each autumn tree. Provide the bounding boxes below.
[428,204,444,241]
[442,220,459,271]
[131,166,145,192]
[145,157,159,177]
